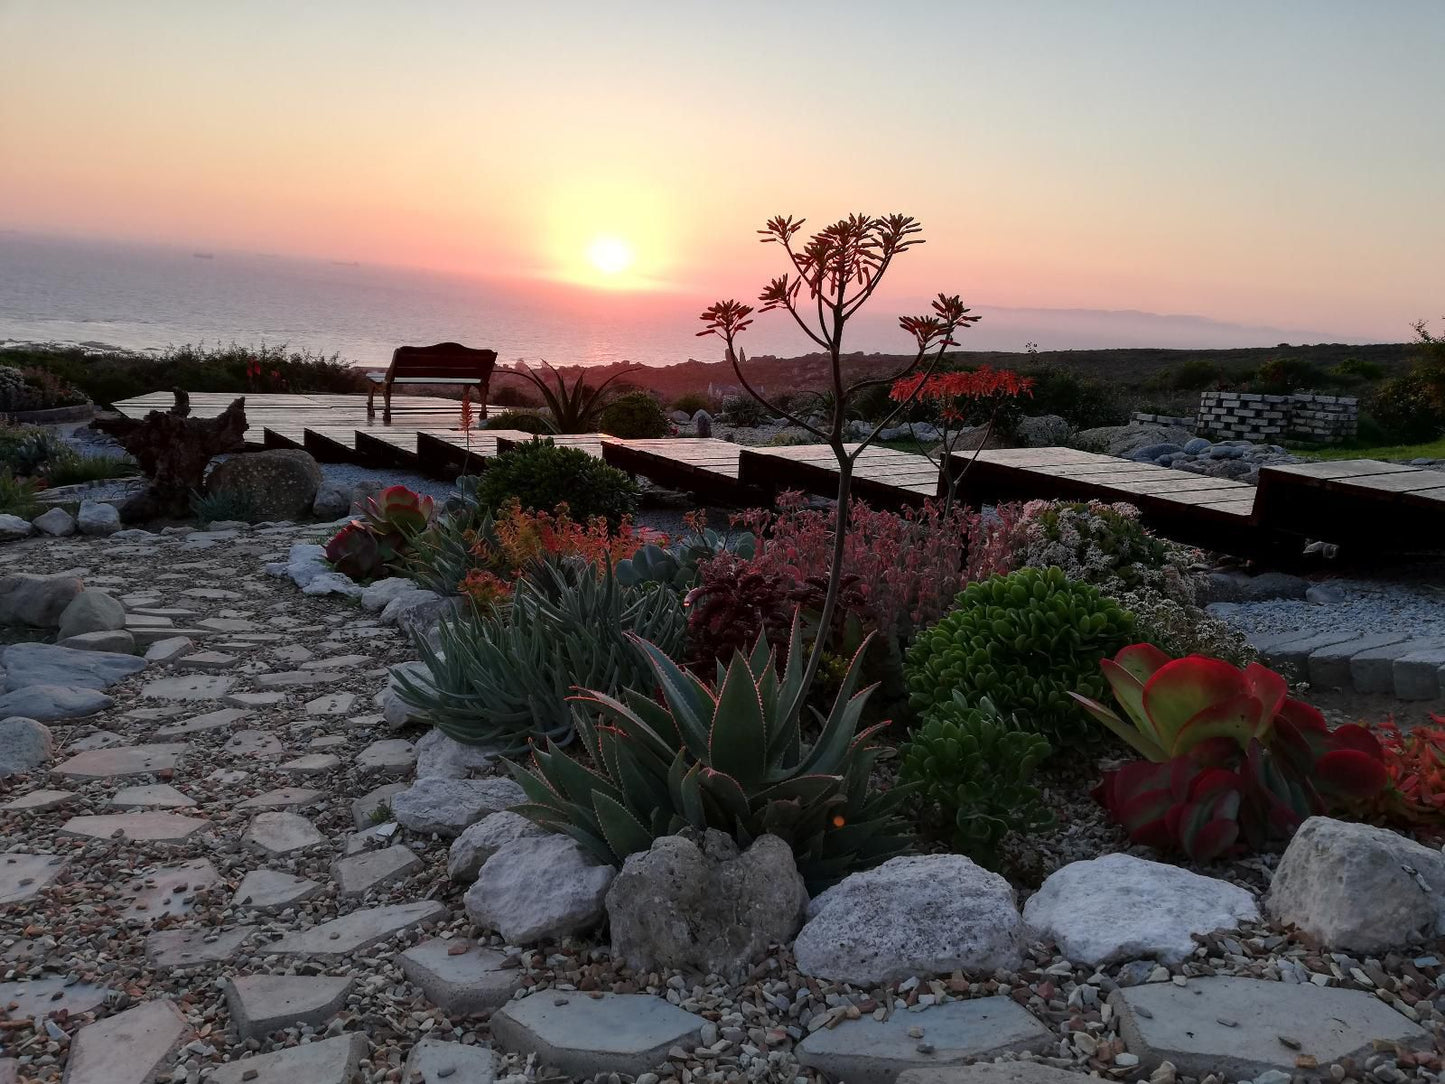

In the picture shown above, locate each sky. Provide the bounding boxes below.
[2,0,1442,342]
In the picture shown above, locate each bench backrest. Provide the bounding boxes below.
[388,342,497,382]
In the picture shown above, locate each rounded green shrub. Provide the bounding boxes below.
[598,390,670,438]
[899,694,1053,868]
[485,410,552,435]
[905,566,1135,748]
[669,392,715,416]
[475,439,639,525]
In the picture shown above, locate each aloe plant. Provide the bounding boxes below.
[1074,645,1389,860]
[510,615,913,890]
[502,361,642,434]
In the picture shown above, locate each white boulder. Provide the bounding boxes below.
[56,589,127,640]
[0,716,53,777]
[448,811,546,882]
[1023,853,1259,965]
[0,573,83,627]
[794,854,1024,984]
[390,776,526,837]
[32,507,75,537]
[0,514,33,541]
[415,727,495,780]
[76,500,121,536]
[465,833,615,943]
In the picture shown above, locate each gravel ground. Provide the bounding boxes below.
[1206,565,1445,642]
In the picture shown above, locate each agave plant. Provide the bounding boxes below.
[1073,645,1388,860]
[510,615,913,891]
[502,360,642,434]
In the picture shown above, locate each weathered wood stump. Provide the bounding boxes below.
[94,391,248,522]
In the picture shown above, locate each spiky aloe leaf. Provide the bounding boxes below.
[708,651,768,787]
[626,633,716,761]
[592,791,653,860]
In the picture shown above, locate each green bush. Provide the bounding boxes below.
[485,410,552,435]
[669,392,715,416]
[42,450,138,487]
[1019,367,1127,429]
[475,439,638,525]
[0,429,65,476]
[1371,373,1445,443]
[396,559,687,753]
[1329,357,1386,384]
[899,694,1052,868]
[905,566,1135,748]
[0,470,40,519]
[598,390,670,438]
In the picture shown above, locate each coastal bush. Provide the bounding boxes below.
[489,384,542,409]
[474,440,638,526]
[0,366,87,413]
[668,392,715,416]
[1017,367,1127,430]
[512,618,912,890]
[899,693,1052,868]
[1371,372,1445,443]
[598,390,670,438]
[1077,645,1388,860]
[485,410,552,435]
[397,558,687,753]
[905,566,1135,748]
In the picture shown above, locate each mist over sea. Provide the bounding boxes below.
[0,233,1342,369]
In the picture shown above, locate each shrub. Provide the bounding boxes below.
[905,567,1135,747]
[1076,645,1388,860]
[190,487,259,524]
[615,514,756,590]
[42,450,137,486]
[396,559,687,753]
[503,361,639,434]
[1019,367,1127,429]
[720,394,769,427]
[598,390,671,438]
[669,392,715,416]
[489,384,542,409]
[0,470,40,518]
[1329,357,1386,385]
[1371,373,1445,443]
[899,693,1052,868]
[486,410,552,435]
[0,366,87,412]
[474,440,639,526]
[512,618,912,890]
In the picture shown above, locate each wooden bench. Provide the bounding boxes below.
[367,342,497,418]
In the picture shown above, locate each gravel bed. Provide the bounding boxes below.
[1207,567,1445,641]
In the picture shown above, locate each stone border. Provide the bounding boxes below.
[3,403,96,424]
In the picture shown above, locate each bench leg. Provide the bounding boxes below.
[383,383,393,420]
[367,384,376,416]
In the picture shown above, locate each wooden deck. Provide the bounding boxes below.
[111,392,1444,555]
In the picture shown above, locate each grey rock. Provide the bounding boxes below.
[1201,570,1308,604]
[465,833,615,943]
[206,448,323,520]
[796,997,1052,1084]
[381,661,434,728]
[361,576,419,612]
[63,999,190,1084]
[268,900,447,958]
[271,542,330,589]
[76,499,121,535]
[3,640,146,691]
[391,776,526,837]
[1305,582,1346,605]
[693,409,712,438]
[403,1039,495,1084]
[0,716,52,777]
[448,811,546,882]
[380,587,447,632]
[31,506,75,537]
[607,830,808,980]
[303,570,364,598]
[208,1033,366,1084]
[224,973,352,1039]
[1110,976,1428,1077]
[0,684,112,720]
[1350,637,1428,693]
[1266,816,1445,951]
[490,991,703,1078]
[1075,423,1195,457]
[1022,853,1259,965]
[57,629,137,654]
[56,589,127,640]
[1016,414,1070,448]
[794,854,1024,984]
[1306,632,1413,689]
[0,514,33,541]
[415,726,496,779]
[1183,437,1212,454]
[1395,641,1445,700]
[0,572,83,627]
[311,483,352,519]
[400,938,518,1014]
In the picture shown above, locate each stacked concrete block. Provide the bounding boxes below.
[1195,392,1358,444]
[1130,411,1196,428]
[1287,393,1359,443]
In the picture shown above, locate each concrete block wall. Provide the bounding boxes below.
[1131,411,1196,428]
[1196,392,1358,444]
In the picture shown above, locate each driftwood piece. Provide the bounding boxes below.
[94,390,248,522]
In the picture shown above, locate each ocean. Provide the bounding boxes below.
[0,232,1335,369]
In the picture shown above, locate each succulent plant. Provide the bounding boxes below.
[614,528,757,590]
[361,484,434,538]
[323,520,385,580]
[905,566,1135,749]
[510,614,913,891]
[1075,644,1390,860]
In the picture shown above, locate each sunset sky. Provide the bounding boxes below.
[2,1,1442,341]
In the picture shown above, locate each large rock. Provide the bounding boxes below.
[32,507,75,537]
[205,449,323,520]
[0,514,33,541]
[0,573,83,627]
[0,684,111,720]
[607,831,808,980]
[0,717,52,777]
[380,588,448,633]
[1075,423,1196,458]
[1022,853,1259,965]
[380,661,435,728]
[311,483,352,520]
[56,589,127,640]
[390,776,526,837]
[3,641,147,691]
[76,499,121,536]
[361,576,419,612]
[448,811,546,882]
[465,833,615,943]
[793,854,1024,984]
[416,727,495,779]
[1016,414,1070,447]
[1266,816,1445,951]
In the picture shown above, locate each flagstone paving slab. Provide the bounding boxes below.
[176,650,238,670]
[306,691,357,716]
[61,812,210,842]
[109,783,194,809]
[146,925,254,969]
[403,1038,496,1084]
[356,738,416,775]
[352,782,407,828]
[1110,976,1430,1078]
[141,673,234,700]
[268,900,447,958]
[490,991,706,1078]
[795,996,1053,1084]
[304,654,370,670]
[120,858,222,921]
[254,670,344,688]
[278,752,342,775]
[153,706,251,737]
[51,743,188,779]
[226,691,285,707]
[238,786,324,810]
[208,1032,366,1084]
[400,938,518,1014]
[333,844,421,897]
[243,811,326,855]
[0,853,67,905]
[224,973,353,1038]
[231,869,323,911]
[2,788,73,812]
[63,998,190,1084]
[0,976,111,1019]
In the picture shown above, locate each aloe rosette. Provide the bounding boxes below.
[1072,644,1388,860]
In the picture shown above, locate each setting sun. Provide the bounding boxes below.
[587,235,634,276]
